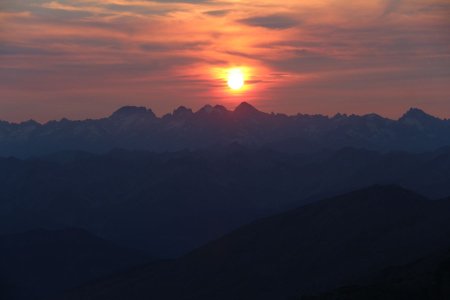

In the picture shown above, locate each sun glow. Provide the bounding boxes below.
[227,68,245,90]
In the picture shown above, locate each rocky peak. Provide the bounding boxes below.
[110,106,155,120]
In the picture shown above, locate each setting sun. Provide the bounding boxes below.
[227,68,245,90]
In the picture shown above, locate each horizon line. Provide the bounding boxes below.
[1,102,447,125]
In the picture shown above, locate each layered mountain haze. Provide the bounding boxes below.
[62,186,450,300]
[1,106,450,299]
[2,146,450,259]
[1,103,449,157]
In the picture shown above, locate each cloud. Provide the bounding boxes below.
[0,44,64,56]
[224,50,259,60]
[150,0,211,2]
[264,50,341,73]
[203,9,231,17]
[382,0,401,16]
[140,41,210,52]
[1,0,450,121]
[238,14,299,30]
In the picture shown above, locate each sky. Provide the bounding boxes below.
[0,0,449,122]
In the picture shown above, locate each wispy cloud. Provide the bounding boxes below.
[203,9,231,17]
[0,0,449,121]
[238,14,299,30]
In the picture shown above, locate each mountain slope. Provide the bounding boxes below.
[2,147,450,258]
[300,247,450,300]
[0,228,150,300]
[63,185,450,300]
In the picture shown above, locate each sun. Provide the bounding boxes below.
[227,68,245,90]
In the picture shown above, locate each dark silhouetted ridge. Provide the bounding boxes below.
[314,184,428,210]
[172,106,193,117]
[233,101,262,115]
[110,106,155,119]
[399,107,440,124]
[196,104,229,115]
[1,104,449,157]
[63,185,450,300]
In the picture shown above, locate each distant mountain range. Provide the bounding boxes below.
[62,185,450,300]
[3,103,450,300]
[2,147,450,257]
[1,103,449,157]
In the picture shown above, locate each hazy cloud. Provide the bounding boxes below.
[0,44,64,56]
[203,9,231,17]
[1,0,449,121]
[238,14,299,30]
[382,0,401,16]
[140,41,210,52]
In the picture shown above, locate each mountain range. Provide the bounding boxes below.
[61,185,450,300]
[1,103,449,157]
[2,103,450,299]
[2,146,450,258]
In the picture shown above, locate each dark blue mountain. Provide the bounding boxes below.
[2,147,450,258]
[0,228,150,300]
[61,186,450,300]
[1,104,449,157]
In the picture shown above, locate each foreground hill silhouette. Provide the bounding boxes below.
[301,248,450,300]
[1,103,449,157]
[62,186,450,300]
[0,228,149,300]
[2,147,450,257]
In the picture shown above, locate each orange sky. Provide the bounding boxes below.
[0,0,449,122]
